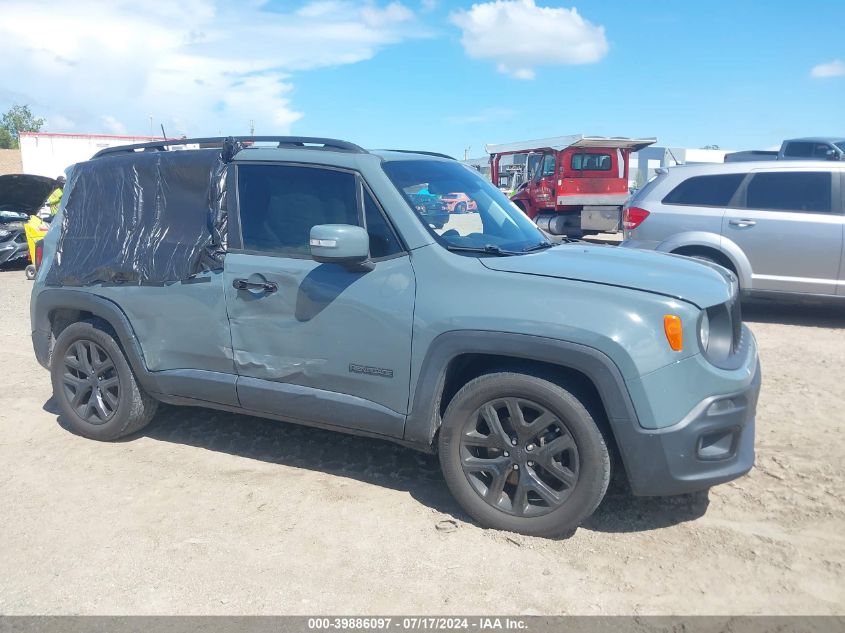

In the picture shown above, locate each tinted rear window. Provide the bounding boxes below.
[783,142,831,158]
[571,153,612,171]
[662,173,745,207]
[745,172,831,213]
[783,142,814,158]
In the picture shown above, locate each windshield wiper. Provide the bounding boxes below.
[522,241,555,252]
[445,244,521,256]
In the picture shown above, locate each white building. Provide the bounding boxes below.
[629,147,733,188]
[19,132,175,177]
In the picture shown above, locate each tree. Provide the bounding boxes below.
[0,104,44,149]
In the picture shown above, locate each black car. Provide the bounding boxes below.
[409,192,449,230]
[0,174,57,267]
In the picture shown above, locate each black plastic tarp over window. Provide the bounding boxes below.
[46,148,227,286]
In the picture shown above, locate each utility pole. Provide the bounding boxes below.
[149,116,153,138]
[464,146,471,160]
[250,119,255,135]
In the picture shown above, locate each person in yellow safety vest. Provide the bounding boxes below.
[46,175,65,216]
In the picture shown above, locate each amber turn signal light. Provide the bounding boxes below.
[663,315,683,351]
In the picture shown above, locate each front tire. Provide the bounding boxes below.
[51,320,158,441]
[439,372,610,537]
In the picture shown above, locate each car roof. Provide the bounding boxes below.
[661,160,845,177]
[231,147,457,172]
[91,136,456,165]
[784,137,845,144]
[370,150,455,162]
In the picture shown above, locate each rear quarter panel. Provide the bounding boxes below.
[624,172,726,245]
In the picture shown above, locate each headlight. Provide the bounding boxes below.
[699,303,735,366]
[698,310,710,351]
[0,229,10,238]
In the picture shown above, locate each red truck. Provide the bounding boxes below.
[486,135,656,236]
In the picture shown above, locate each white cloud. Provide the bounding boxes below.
[101,115,128,135]
[46,114,76,130]
[450,0,607,79]
[810,59,845,78]
[0,0,418,136]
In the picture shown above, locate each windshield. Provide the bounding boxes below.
[382,159,547,254]
[835,141,845,154]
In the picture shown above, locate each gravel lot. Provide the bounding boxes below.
[0,265,843,615]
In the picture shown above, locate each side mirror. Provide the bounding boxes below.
[310,224,373,271]
[825,149,839,161]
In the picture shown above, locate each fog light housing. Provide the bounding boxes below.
[697,428,739,461]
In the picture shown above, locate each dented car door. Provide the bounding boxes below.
[222,162,415,438]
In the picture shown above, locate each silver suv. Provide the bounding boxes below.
[621,161,845,299]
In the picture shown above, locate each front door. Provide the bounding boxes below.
[530,152,556,210]
[223,162,416,438]
[724,169,843,295]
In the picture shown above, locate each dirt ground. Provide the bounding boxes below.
[0,266,843,615]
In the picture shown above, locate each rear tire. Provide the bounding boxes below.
[51,320,158,441]
[439,372,610,537]
[25,265,36,280]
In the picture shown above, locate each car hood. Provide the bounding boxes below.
[480,243,734,308]
[0,174,58,215]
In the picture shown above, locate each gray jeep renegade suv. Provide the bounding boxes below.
[31,137,761,537]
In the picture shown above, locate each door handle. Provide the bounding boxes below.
[729,219,756,228]
[232,278,278,293]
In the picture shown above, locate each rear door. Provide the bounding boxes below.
[724,169,843,295]
[222,162,416,438]
[649,171,746,240]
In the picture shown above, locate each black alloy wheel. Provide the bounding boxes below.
[460,397,579,517]
[61,340,121,425]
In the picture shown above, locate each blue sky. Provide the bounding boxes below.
[1,0,843,158]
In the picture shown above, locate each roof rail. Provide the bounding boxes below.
[376,149,455,160]
[92,136,367,159]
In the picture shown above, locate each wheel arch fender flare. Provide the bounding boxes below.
[403,330,640,448]
[656,230,752,289]
[33,289,159,393]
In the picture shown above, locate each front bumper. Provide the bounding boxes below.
[421,212,449,226]
[614,359,761,496]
